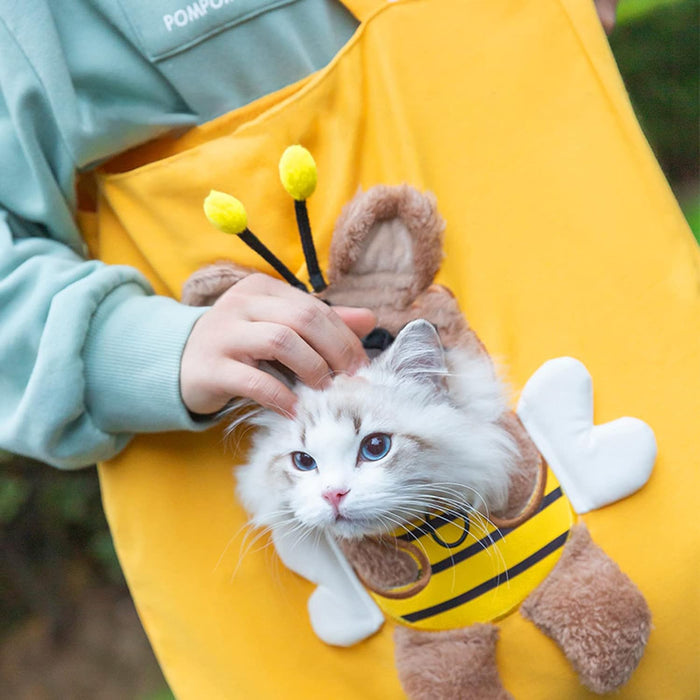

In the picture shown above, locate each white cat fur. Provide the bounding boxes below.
[235,320,517,541]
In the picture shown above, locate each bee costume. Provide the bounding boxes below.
[359,464,575,632]
[83,0,699,697]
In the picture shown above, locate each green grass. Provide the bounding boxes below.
[618,0,688,22]
[610,0,699,246]
[680,195,700,243]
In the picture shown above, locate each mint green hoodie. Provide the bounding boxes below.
[0,0,357,468]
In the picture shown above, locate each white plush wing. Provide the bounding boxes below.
[272,526,384,646]
[517,357,656,514]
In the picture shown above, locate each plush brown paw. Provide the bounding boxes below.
[394,624,513,700]
[521,523,651,693]
[181,262,256,305]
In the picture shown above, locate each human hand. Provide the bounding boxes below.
[180,274,377,416]
[595,0,619,34]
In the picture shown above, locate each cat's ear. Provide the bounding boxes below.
[379,319,448,392]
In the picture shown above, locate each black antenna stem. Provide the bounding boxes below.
[238,229,309,292]
[294,200,327,293]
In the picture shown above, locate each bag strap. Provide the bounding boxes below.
[340,0,397,23]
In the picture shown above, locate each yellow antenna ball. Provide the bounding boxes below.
[203,190,248,235]
[279,145,317,200]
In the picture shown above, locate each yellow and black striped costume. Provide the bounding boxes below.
[369,467,575,630]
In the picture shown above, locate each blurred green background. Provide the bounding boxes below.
[612,0,699,239]
[1,1,698,697]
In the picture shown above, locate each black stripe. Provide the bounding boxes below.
[397,509,463,542]
[431,486,563,574]
[539,485,563,510]
[398,486,563,544]
[401,530,570,623]
[431,528,508,575]
[400,486,563,574]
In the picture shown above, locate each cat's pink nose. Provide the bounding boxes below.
[322,489,350,509]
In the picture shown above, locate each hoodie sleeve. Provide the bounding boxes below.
[0,0,358,468]
[0,6,212,469]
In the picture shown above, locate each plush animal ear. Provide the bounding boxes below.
[323,185,445,311]
[377,319,448,392]
[181,262,257,306]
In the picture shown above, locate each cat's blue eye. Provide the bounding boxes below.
[359,433,392,461]
[291,451,318,471]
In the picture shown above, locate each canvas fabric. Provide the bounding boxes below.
[87,0,700,697]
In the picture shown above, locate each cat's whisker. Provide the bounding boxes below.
[464,511,509,585]
[400,504,504,585]
[288,524,319,552]
[273,519,315,549]
[222,400,264,438]
[230,421,264,454]
[395,506,461,590]
[373,512,433,568]
[395,482,490,525]
[384,493,508,589]
[324,368,345,382]
[282,530,310,555]
[412,480,492,517]
[236,532,280,576]
[213,516,266,574]
[234,521,266,564]
[385,487,481,526]
[228,508,302,575]
[229,526,276,582]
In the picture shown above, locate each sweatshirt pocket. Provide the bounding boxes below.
[117,0,297,60]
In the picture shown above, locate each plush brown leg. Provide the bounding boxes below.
[394,624,513,700]
[521,523,651,693]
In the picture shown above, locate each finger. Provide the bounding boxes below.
[237,295,369,373]
[225,272,311,302]
[219,361,298,416]
[331,306,377,339]
[229,322,332,390]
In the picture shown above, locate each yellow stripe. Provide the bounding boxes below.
[371,468,575,630]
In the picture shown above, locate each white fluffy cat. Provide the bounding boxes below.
[235,319,517,541]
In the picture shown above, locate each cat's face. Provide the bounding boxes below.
[236,320,515,540]
[264,373,451,539]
